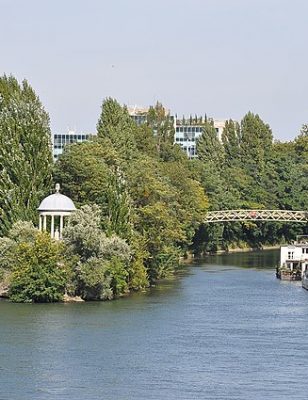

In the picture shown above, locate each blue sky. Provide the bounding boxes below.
[1,0,307,140]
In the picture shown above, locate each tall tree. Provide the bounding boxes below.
[96,97,136,160]
[240,112,273,182]
[221,119,241,167]
[196,120,224,164]
[147,102,175,158]
[0,75,52,235]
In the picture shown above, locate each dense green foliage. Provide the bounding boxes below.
[9,232,66,303]
[193,115,308,252]
[62,204,132,300]
[0,222,66,302]
[0,75,53,235]
[54,98,209,285]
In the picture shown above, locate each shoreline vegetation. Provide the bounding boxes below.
[182,245,281,260]
[0,75,307,303]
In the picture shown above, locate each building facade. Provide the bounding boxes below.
[52,109,228,160]
[52,130,93,160]
[127,106,149,126]
[174,119,226,159]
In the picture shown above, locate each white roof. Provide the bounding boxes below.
[38,192,76,212]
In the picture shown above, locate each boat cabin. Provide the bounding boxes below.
[277,236,308,280]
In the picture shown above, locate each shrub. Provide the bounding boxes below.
[9,232,67,303]
[75,257,113,300]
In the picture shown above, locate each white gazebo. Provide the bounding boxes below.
[38,184,76,240]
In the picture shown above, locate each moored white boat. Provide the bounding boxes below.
[276,236,308,282]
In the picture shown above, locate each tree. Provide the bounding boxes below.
[0,221,39,280]
[54,140,133,238]
[300,123,308,136]
[240,112,273,182]
[196,120,224,164]
[221,119,241,167]
[147,102,175,158]
[0,75,52,235]
[295,126,308,154]
[96,97,136,160]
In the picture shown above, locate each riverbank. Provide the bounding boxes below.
[217,244,280,254]
[182,245,281,262]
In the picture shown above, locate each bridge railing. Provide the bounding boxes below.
[204,210,308,223]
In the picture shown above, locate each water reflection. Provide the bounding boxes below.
[198,249,280,269]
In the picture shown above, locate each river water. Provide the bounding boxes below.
[1,250,308,400]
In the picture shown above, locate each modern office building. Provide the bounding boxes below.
[52,109,228,160]
[174,118,226,159]
[127,106,149,126]
[127,105,173,127]
[127,107,227,159]
[52,130,93,160]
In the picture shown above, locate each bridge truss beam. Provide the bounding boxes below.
[204,210,308,224]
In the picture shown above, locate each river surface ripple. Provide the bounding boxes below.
[1,250,308,400]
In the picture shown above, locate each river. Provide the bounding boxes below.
[1,250,308,400]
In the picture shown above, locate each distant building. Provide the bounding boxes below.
[128,107,228,159]
[52,130,93,160]
[127,106,149,126]
[52,109,228,160]
[127,105,173,128]
[174,118,227,159]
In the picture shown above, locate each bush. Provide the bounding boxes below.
[0,237,16,272]
[106,257,129,296]
[75,257,113,300]
[9,232,67,303]
[8,221,38,243]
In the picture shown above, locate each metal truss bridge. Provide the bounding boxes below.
[204,210,308,224]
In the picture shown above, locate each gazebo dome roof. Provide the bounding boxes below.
[38,185,76,212]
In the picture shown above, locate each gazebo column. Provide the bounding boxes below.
[51,215,55,238]
[39,215,42,231]
[60,215,64,239]
[43,215,47,231]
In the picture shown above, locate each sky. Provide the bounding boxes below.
[1,0,307,140]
